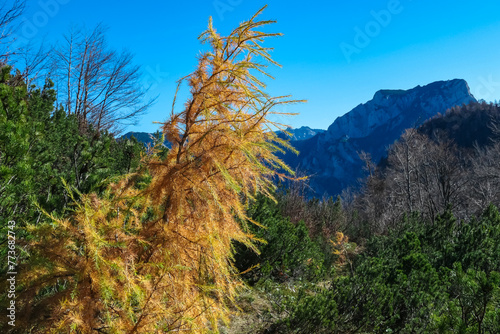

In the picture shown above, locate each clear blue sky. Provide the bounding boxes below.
[15,0,500,133]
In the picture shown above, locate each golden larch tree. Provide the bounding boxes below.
[10,6,303,334]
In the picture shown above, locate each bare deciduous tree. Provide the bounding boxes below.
[0,0,25,61]
[419,136,468,220]
[471,140,500,213]
[51,24,155,134]
[16,40,50,86]
[350,129,470,234]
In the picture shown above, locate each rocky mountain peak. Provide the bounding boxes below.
[325,79,475,143]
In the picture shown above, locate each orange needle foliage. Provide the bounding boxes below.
[14,6,303,333]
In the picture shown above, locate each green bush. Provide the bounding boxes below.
[283,207,500,333]
[235,194,326,284]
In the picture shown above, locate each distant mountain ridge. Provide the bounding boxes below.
[283,79,477,196]
[121,132,154,145]
[121,131,171,148]
[277,126,325,141]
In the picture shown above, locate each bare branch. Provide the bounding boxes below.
[51,23,156,134]
[0,0,26,61]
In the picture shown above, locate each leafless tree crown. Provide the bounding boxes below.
[0,0,25,61]
[51,24,155,134]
